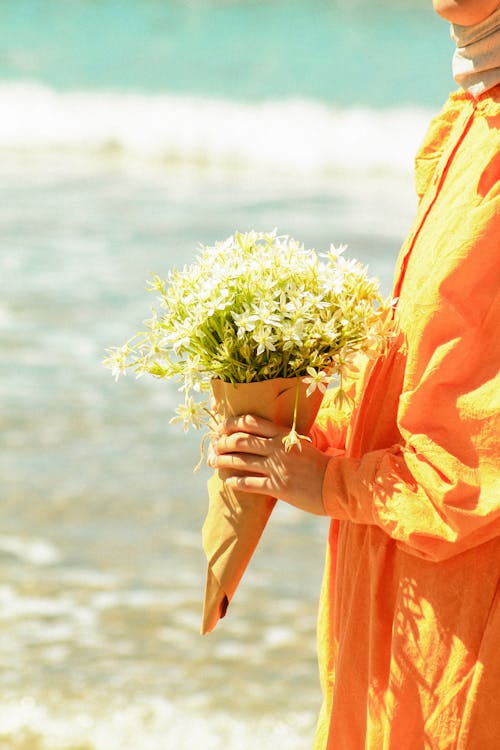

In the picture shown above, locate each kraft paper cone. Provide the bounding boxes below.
[201,377,324,634]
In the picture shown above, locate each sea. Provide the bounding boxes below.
[1,1,456,748]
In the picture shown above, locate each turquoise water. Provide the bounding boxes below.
[0,2,457,748]
[1,0,452,106]
[0,0,455,172]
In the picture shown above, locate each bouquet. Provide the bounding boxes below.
[105,230,391,632]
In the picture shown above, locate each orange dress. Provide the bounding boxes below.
[313,86,500,749]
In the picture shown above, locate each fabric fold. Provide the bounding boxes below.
[451,7,500,97]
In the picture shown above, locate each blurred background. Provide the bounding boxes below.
[1,1,454,748]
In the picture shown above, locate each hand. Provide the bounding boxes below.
[209,414,330,516]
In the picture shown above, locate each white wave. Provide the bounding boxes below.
[0,535,60,565]
[0,694,315,750]
[1,80,433,174]
[0,584,99,630]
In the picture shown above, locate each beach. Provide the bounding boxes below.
[0,1,454,747]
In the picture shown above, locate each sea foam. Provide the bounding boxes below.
[0,535,60,565]
[0,694,315,750]
[2,81,432,174]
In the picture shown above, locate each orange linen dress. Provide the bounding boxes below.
[313,86,500,749]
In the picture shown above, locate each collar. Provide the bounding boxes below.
[451,7,500,98]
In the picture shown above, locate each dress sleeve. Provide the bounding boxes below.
[321,244,500,562]
[310,389,349,456]
[310,353,373,456]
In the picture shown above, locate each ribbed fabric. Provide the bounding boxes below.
[451,7,500,97]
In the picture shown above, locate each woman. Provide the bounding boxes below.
[211,1,500,747]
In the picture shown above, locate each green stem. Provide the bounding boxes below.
[292,378,300,433]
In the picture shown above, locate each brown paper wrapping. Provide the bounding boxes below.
[201,377,324,634]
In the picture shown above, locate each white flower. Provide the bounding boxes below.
[282,428,312,453]
[253,326,278,356]
[232,309,259,335]
[170,396,206,432]
[105,230,391,433]
[303,367,332,396]
[279,318,307,350]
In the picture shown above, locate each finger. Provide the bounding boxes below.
[214,432,272,457]
[224,474,274,496]
[206,441,216,466]
[212,452,268,474]
[220,414,284,439]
